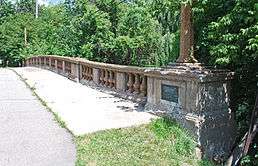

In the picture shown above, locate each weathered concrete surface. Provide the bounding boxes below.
[0,68,76,166]
[145,65,236,161]
[13,67,156,136]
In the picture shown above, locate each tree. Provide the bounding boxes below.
[16,0,36,14]
[0,0,15,23]
[0,13,34,66]
[95,0,123,37]
[147,0,181,35]
[64,0,75,14]
[117,5,163,66]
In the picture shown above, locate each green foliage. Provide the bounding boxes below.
[95,0,122,36]
[147,0,182,34]
[24,6,79,56]
[235,103,250,135]
[0,0,180,67]
[76,3,113,61]
[0,13,33,66]
[0,0,15,23]
[116,5,163,66]
[241,143,258,166]
[16,0,36,14]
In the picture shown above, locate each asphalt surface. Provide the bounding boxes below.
[0,68,76,166]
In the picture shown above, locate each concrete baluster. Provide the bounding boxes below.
[133,74,140,94]
[112,72,116,88]
[62,61,65,73]
[109,71,113,88]
[127,73,134,93]
[88,67,91,80]
[89,67,92,80]
[104,70,109,86]
[44,57,47,67]
[140,76,147,96]
[100,69,105,85]
[55,59,58,71]
[89,68,92,80]
[84,67,88,80]
[49,58,51,68]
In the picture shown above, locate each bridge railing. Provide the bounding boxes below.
[26,55,147,99]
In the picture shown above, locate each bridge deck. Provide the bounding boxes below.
[13,67,155,136]
[0,68,76,165]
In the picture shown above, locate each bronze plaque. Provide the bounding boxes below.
[161,84,179,103]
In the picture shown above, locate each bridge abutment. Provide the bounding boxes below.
[144,63,236,162]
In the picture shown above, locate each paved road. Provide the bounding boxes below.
[0,68,76,166]
[14,67,156,135]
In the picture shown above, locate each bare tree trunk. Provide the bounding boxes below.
[177,2,197,63]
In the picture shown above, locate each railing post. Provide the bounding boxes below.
[93,68,100,84]
[116,72,126,91]
[71,62,80,82]
[146,77,157,104]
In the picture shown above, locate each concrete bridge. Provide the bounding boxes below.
[0,55,237,164]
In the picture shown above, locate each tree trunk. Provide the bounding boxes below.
[177,2,197,63]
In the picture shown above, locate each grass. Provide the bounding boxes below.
[76,118,214,166]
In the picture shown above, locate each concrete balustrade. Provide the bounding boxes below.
[27,56,148,98]
[25,55,237,161]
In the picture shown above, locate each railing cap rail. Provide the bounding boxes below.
[27,55,234,82]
